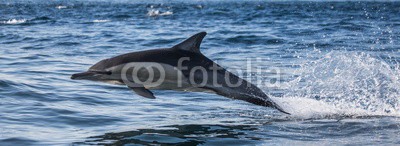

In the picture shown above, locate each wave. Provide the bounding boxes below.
[272,51,400,119]
[112,14,131,19]
[93,19,110,23]
[31,16,52,21]
[147,9,173,17]
[1,17,54,25]
[1,19,27,24]
[0,138,38,146]
[56,5,67,9]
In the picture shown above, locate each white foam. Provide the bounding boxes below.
[147,9,173,17]
[56,5,67,9]
[272,96,393,119]
[93,19,110,23]
[1,19,27,24]
[269,51,400,119]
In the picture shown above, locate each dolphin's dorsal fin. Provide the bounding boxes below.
[172,32,207,54]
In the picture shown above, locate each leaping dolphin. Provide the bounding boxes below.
[71,32,289,114]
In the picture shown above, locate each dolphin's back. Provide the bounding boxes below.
[89,48,179,71]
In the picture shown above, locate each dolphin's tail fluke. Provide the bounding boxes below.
[201,86,290,114]
[248,96,290,115]
[270,101,290,115]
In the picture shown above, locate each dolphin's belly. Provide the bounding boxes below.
[103,80,125,85]
[146,79,215,94]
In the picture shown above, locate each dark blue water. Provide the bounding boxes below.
[1,0,400,145]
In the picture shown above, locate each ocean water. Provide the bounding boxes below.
[1,0,400,145]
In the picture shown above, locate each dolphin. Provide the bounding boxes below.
[71,32,289,114]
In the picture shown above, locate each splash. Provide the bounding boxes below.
[274,51,400,119]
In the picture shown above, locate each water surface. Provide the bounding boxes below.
[0,0,399,145]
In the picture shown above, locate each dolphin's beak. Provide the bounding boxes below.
[71,71,96,80]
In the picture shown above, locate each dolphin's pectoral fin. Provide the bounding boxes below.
[127,86,156,99]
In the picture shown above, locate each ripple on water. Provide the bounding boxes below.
[225,35,286,45]
[56,42,81,46]
[0,138,38,146]
[76,124,260,145]
[0,79,16,90]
